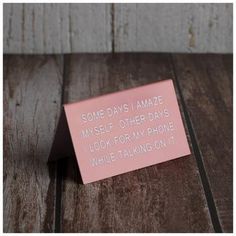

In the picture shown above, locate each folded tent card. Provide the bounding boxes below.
[49,79,190,184]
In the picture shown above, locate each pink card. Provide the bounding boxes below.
[49,79,190,184]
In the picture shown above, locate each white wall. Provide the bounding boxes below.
[3,3,233,54]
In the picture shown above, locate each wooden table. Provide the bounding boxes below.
[3,54,233,233]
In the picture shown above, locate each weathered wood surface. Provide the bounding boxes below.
[3,54,233,233]
[3,3,111,54]
[172,54,233,232]
[3,56,63,232]
[60,54,213,232]
[3,3,233,54]
[114,4,232,53]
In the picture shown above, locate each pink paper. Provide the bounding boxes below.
[64,79,190,184]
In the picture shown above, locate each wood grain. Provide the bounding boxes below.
[3,55,63,232]
[3,3,232,54]
[114,3,233,53]
[70,4,112,53]
[172,54,233,232]
[3,3,112,54]
[60,54,214,232]
[3,4,23,53]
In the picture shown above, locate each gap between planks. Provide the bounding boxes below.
[54,55,69,233]
[170,55,222,233]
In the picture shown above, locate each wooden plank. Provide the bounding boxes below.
[3,3,112,54]
[3,3,23,53]
[43,4,70,54]
[172,54,233,232]
[60,54,214,232]
[3,55,63,232]
[114,3,233,53]
[70,4,112,53]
